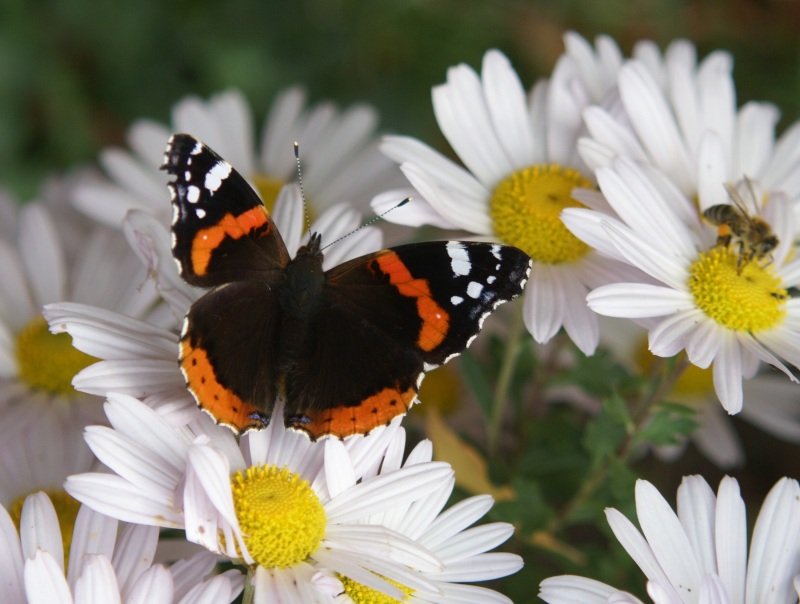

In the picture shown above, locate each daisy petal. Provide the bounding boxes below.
[588,283,693,318]
[482,50,536,167]
[711,334,744,414]
[540,575,637,604]
[714,477,746,603]
[433,66,511,187]
[19,492,63,571]
[24,550,72,604]
[73,555,121,604]
[0,504,24,602]
[745,478,800,604]
[635,480,703,599]
[19,205,66,307]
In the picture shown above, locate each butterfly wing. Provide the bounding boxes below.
[162,133,291,287]
[282,241,531,439]
[180,280,281,433]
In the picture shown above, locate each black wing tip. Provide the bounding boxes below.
[160,133,204,173]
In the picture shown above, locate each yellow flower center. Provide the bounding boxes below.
[252,174,285,214]
[253,174,316,226]
[231,464,326,569]
[8,490,81,559]
[490,164,592,264]
[688,246,787,332]
[14,316,95,397]
[338,573,414,603]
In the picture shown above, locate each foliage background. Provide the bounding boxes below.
[2,0,800,601]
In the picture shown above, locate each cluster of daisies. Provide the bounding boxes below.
[1,31,799,603]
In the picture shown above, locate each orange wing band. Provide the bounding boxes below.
[374,252,449,351]
[180,339,265,433]
[290,386,418,440]
[191,206,269,276]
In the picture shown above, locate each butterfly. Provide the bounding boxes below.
[162,133,531,439]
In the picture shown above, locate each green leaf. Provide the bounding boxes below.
[583,393,629,467]
[558,348,639,398]
[492,477,553,530]
[635,401,697,447]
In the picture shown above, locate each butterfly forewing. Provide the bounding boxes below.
[163,133,291,287]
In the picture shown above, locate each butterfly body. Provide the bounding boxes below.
[163,133,531,439]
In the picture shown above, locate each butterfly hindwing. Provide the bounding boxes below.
[180,280,281,432]
[162,133,290,287]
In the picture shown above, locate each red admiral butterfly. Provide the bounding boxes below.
[162,134,531,439]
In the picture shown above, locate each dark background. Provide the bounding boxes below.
[2,0,799,199]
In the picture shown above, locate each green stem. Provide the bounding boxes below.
[487,306,526,455]
[242,567,255,604]
[544,355,690,534]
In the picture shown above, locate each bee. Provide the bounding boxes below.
[702,179,778,273]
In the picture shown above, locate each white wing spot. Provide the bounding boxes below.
[184,170,192,181]
[451,295,464,305]
[467,281,483,299]
[196,208,207,219]
[204,161,232,193]
[487,275,496,284]
[187,185,200,203]
[490,244,502,260]
[446,241,471,276]
[191,141,203,155]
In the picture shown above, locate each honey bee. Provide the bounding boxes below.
[702,179,778,273]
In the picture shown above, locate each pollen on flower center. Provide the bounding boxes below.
[231,464,326,569]
[338,573,414,604]
[490,164,592,264]
[9,490,81,559]
[14,316,95,397]
[688,246,787,332]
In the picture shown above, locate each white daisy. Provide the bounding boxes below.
[0,187,161,460]
[44,190,382,422]
[0,491,243,604]
[73,87,403,229]
[563,155,800,414]
[539,475,800,604]
[376,37,640,355]
[65,393,454,603]
[331,428,522,603]
[579,39,800,231]
[0,407,94,549]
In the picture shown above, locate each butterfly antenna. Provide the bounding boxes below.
[320,197,411,252]
[294,141,311,233]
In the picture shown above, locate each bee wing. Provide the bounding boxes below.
[724,177,763,220]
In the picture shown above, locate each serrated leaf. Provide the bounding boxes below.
[583,395,628,466]
[636,401,697,446]
[558,348,637,397]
